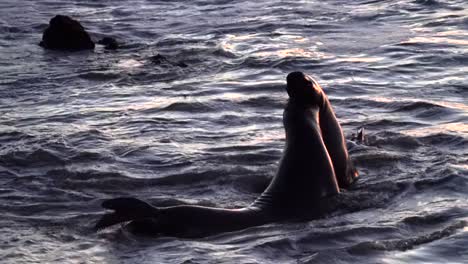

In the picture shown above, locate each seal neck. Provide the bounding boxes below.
[287,91,324,109]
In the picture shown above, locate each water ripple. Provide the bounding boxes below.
[0,0,467,263]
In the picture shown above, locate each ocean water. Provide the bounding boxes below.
[1,0,467,263]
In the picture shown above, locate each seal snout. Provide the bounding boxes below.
[287,71,308,84]
[286,71,322,105]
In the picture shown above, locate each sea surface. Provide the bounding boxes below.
[1,0,467,263]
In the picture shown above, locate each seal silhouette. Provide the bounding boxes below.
[95,72,358,238]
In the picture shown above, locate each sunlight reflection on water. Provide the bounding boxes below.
[1,0,467,263]
[115,59,144,69]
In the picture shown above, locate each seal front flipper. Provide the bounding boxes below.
[95,197,159,230]
[95,212,135,230]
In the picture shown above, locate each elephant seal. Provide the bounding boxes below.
[95,72,358,238]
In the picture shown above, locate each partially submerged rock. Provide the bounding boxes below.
[40,15,95,51]
[150,54,188,68]
[98,37,119,50]
[150,54,170,64]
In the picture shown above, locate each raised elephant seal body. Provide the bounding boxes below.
[252,102,340,216]
[96,72,358,238]
[254,72,358,216]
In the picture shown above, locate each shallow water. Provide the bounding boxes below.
[1,0,467,263]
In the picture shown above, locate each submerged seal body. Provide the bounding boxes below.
[96,72,358,238]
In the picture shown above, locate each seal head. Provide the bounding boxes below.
[286,71,324,107]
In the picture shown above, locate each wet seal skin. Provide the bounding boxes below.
[95,72,358,238]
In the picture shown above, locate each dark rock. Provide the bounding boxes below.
[150,54,188,68]
[150,54,170,64]
[40,15,95,51]
[176,61,188,68]
[98,37,119,50]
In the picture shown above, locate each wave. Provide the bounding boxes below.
[0,148,66,167]
[42,167,254,189]
[414,174,467,191]
[392,101,444,112]
[205,145,267,153]
[360,119,424,129]
[159,101,214,113]
[0,130,34,142]
[413,0,442,7]
[401,207,466,227]
[216,150,280,164]
[352,150,405,167]
[78,71,122,81]
[1,0,467,263]
[338,97,458,121]
[236,96,285,109]
[348,221,466,254]
[357,131,421,149]
[418,133,467,148]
